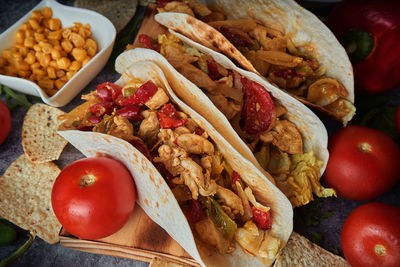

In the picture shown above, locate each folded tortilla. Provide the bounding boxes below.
[115,42,331,207]
[58,61,293,266]
[154,0,355,124]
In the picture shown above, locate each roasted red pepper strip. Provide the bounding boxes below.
[207,58,223,80]
[251,206,272,230]
[138,34,161,53]
[89,102,114,117]
[326,0,400,93]
[117,105,143,121]
[121,81,158,106]
[241,77,276,134]
[87,115,101,124]
[128,137,152,160]
[157,103,188,129]
[96,82,122,102]
[184,200,204,224]
[219,26,252,48]
[232,171,241,186]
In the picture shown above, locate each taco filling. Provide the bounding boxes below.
[156,0,355,124]
[130,34,335,207]
[58,78,283,260]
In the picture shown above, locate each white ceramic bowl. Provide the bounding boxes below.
[0,0,116,107]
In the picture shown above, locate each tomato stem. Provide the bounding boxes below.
[358,142,372,153]
[374,244,386,256]
[79,174,96,187]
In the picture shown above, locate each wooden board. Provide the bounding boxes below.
[59,4,199,266]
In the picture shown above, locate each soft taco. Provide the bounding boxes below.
[153,0,356,124]
[119,36,335,208]
[58,61,293,266]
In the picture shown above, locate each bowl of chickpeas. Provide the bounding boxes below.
[0,0,116,107]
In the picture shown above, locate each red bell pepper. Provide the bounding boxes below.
[326,0,400,93]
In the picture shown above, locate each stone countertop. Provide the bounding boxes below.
[0,0,399,267]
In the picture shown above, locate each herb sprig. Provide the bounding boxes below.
[0,84,41,111]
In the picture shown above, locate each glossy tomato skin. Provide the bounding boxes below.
[341,202,400,267]
[0,99,11,145]
[324,125,400,200]
[52,157,136,240]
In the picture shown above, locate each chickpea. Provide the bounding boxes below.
[71,48,87,62]
[16,61,30,71]
[34,32,45,42]
[47,66,56,79]
[32,67,46,76]
[30,62,41,70]
[50,48,61,60]
[25,29,34,38]
[41,7,52,19]
[24,52,36,65]
[20,23,31,31]
[17,70,31,78]
[23,37,35,48]
[82,56,91,66]
[48,30,61,40]
[28,18,40,30]
[38,78,54,90]
[56,70,65,78]
[31,10,42,21]
[49,60,58,69]
[61,39,73,53]
[66,71,76,80]
[48,18,61,30]
[70,33,85,48]
[87,47,96,57]
[57,57,71,70]
[48,39,59,46]
[33,44,41,52]
[55,79,65,90]
[69,60,81,72]
[15,30,25,44]
[79,27,91,38]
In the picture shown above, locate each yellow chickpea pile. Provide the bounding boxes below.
[0,7,98,96]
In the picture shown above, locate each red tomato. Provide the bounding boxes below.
[341,202,400,267]
[52,157,136,239]
[323,125,400,200]
[0,100,11,145]
[396,105,400,137]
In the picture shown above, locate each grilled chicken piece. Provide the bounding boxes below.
[162,1,194,16]
[138,110,159,144]
[260,120,303,154]
[216,185,244,216]
[208,93,241,120]
[178,63,217,92]
[107,115,135,140]
[145,88,169,110]
[162,44,198,69]
[177,133,214,155]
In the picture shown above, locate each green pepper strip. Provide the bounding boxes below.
[0,231,36,267]
[206,198,237,241]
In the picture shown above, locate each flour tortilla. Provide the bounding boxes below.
[22,104,68,163]
[115,47,329,180]
[154,0,354,121]
[0,154,62,244]
[274,232,350,267]
[58,61,293,267]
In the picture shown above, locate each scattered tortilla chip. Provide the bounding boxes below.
[75,0,138,32]
[274,232,350,267]
[149,257,189,267]
[0,154,62,244]
[22,103,68,163]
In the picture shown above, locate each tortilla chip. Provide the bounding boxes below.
[0,154,62,244]
[149,257,189,267]
[75,0,138,32]
[22,103,68,163]
[274,232,350,267]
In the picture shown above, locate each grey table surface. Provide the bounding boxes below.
[0,0,399,267]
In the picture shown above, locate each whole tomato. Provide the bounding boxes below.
[326,0,400,93]
[52,157,136,239]
[323,125,400,200]
[341,202,400,267]
[0,99,11,145]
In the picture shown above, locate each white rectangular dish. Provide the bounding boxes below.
[0,0,116,107]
